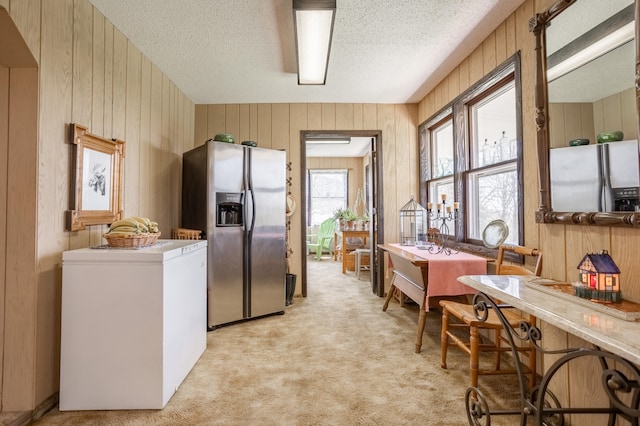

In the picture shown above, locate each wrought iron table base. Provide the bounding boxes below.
[465,291,640,426]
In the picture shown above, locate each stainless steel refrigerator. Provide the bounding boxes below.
[550,139,640,212]
[182,140,286,329]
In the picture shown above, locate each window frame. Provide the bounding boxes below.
[422,112,455,237]
[419,52,523,258]
[306,168,349,227]
[464,75,521,246]
[419,107,452,201]
[468,78,518,169]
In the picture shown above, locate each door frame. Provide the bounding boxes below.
[299,130,385,297]
[1,5,42,412]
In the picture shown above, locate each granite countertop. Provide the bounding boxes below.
[458,274,640,365]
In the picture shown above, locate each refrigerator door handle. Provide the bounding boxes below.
[245,149,256,233]
[242,147,254,318]
[241,149,253,233]
[243,189,255,232]
[601,144,613,212]
[595,144,604,212]
[247,192,256,235]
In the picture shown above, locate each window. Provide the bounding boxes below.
[467,163,518,244]
[419,53,522,249]
[472,84,517,168]
[467,80,519,245]
[425,115,456,236]
[307,169,348,226]
[432,119,454,178]
[428,178,455,237]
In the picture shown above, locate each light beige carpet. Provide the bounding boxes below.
[33,258,522,425]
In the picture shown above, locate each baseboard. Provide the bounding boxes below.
[5,392,59,426]
[31,392,59,421]
[7,411,31,426]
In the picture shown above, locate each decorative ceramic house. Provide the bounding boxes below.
[575,250,621,303]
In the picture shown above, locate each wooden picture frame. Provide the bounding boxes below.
[531,0,640,227]
[67,123,125,231]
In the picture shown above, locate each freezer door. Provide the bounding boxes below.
[182,145,208,233]
[247,147,286,318]
[606,140,640,188]
[550,144,602,212]
[208,142,245,327]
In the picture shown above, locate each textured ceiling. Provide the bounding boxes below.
[547,0,635,103]
[88,0,525,105]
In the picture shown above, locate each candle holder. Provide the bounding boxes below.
[425,197,460,255]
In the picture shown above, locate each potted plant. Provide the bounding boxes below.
[333,207,348,230]
[343,208,358,230]
[359,212,370,230]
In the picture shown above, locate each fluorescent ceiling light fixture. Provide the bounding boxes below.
[306,138,350,144]
[547,5,634,82]
[548,23,634,81]
[293,0,336,85]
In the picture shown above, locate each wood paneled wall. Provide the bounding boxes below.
[593,87,638,141]
[194,103,418,286]
[3,0,194,412]
[306,156,366,211]
[549,88,637,148]
[418,1,640,423]
[3,0,638,420]
[548,102,594,148]
[0,65,7,414]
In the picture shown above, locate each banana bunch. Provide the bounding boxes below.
[106,216,159,236]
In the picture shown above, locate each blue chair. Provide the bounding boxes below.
[307,219,337,260]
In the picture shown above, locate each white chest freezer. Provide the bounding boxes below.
[60,239,207,410]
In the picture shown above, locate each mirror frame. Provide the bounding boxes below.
[531,0,640,227]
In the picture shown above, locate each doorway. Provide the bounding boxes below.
[299,130,384,297]
[1,5,39,412]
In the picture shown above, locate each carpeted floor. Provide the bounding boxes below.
[33,258,523,425]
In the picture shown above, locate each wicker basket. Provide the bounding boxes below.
[343,250,370,271]
[344,252,356,271]
[103,232,161,248]
[171,228,202,240]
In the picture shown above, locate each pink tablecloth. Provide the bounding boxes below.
[388,244,487,309]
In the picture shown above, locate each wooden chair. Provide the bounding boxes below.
[171,228,202,240]
[306,218,337,260]
[439,244,542,391]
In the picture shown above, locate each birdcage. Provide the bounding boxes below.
[399,196,427,246]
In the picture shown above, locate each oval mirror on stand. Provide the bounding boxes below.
[482,219,509,249]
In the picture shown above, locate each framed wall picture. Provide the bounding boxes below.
[67,123,125,231]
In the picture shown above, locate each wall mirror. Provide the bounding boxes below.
[532,0,640,226]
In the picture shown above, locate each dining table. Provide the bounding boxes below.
[379,243,488,353]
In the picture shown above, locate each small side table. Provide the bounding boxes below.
[338,230,370,273]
